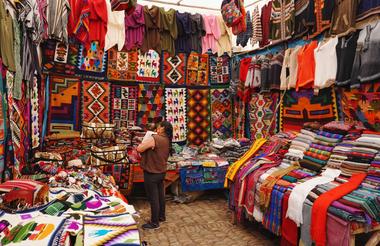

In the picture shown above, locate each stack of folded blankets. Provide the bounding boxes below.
[362,132,380,189]
[285,129,316,162]
[299,128,343,173]
[340,131,379,177]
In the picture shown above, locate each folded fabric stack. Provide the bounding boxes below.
[340,132,380,177]
[211,138,252,163]
[300,129,343,172]
[285,129,316,162]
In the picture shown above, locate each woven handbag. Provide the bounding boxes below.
[81,122,115,140]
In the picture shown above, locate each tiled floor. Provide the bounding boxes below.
[130,192,279,246]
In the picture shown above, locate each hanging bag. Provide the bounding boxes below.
[231,0,247,35]
[221,0,243,27]
[90,145,129,166]
[81,122,115,140]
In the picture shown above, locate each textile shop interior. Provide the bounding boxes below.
[1,0,380,245]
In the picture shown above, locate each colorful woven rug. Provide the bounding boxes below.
[187,88,210,145]
[165,87,187,143]
[186,52,209,86]
[82,81,111,124]
[111,85,138,128]
[280,88,338,131]
[48,76,81,134]
[137,84,165,128]
[136,49,160,83]
[162,52,186,85]
[210,88,232,139]
[340,82,380,131]
[0,72,6,182]
[249,93,279,140]
[233,80,246,139]
[41,39,79,76]
[107,47,138,81]
[77,41,107,79]
[31,77,40,149]
[83,213,140,246]
[209,54,230,85]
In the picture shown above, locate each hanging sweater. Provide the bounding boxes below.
[47,0,70,42]
[236,11,252,48]
[104,0,125,51]
[260,1,272,47]
[175,11,192,54]
[216,15,232,56]
[88,0,108,50]
[141,5,161,54]
[190,14,206,53]
[202,15,221,54]
[159,8,177,56]
[270,0,295,42]
[250,6,262,46]
[124,4,145,50]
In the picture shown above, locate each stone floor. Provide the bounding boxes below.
[130,192,279,246]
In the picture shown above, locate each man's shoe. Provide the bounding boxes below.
[142,223,160,230]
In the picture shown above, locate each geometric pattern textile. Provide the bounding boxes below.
[41,39,79,76]
[101,164,134,194]
[280,88,338,132]
[187,88,210,145]
[136,49,160,83]
[48,76,81,134]
[31,77,40,149]
[340,82,380,132]
[162,52,186,85]
[165,87,187,143]
[186,52,209,86]
[77,41,108,79]
[107,47,138,81]
[137,84,165,128]
[111,85,138,128]
[249,93,279,140]
[82,81,111,124]
[210,88,232,139]
[209,54,230,85]
[83,213,140,246]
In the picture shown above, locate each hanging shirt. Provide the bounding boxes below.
[202,15,221,54]
[88,0,108,49]
[175,11,192,54]
[260,1,272,47]
[47,0,70,42]
[330,0,359,36]
[250,6,262,46]
[309,0,334,37]
[296,41,318,91]
[104,0,125,51]
[124,4,145,50]
[280,46,301,90]
[269,0,295,42]
[216,15,232,56]
[159,8,177,56]
[335,32,359,87]
[190,14,206,53]
[141,5,161,54]
[314,37,338,94]
[0,0,15,71]
[293,0,311,38]
[236,11,252,48]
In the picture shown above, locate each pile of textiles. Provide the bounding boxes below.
[228,121,380,245]
[210,138,252,163]
[340,131,380,177]
[0,187,139,245]
[299,126,344,173]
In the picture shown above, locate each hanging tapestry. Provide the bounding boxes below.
[165,87,187,143]
[187,89,210,145]
[31,77,40,149]
[101,164,134,194]
[107,47,138,81]
[83,213,140,246]
[209,54,230,85]
[48,76,81,134]
[111,85,138,128]
[136,49,160,83]
[186,52,209,86]
[137,84,165,127]
[0,213,68,246]
[249,93,279,140]
[280,88,338,132]
[77,41,107,79]
[6,71,27,177]
[41,39,79,76]
[0,73,5,182]
[210,88,233,139]
[340,82,380,131]
[162,52,186,85]
[82,81,111,124]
